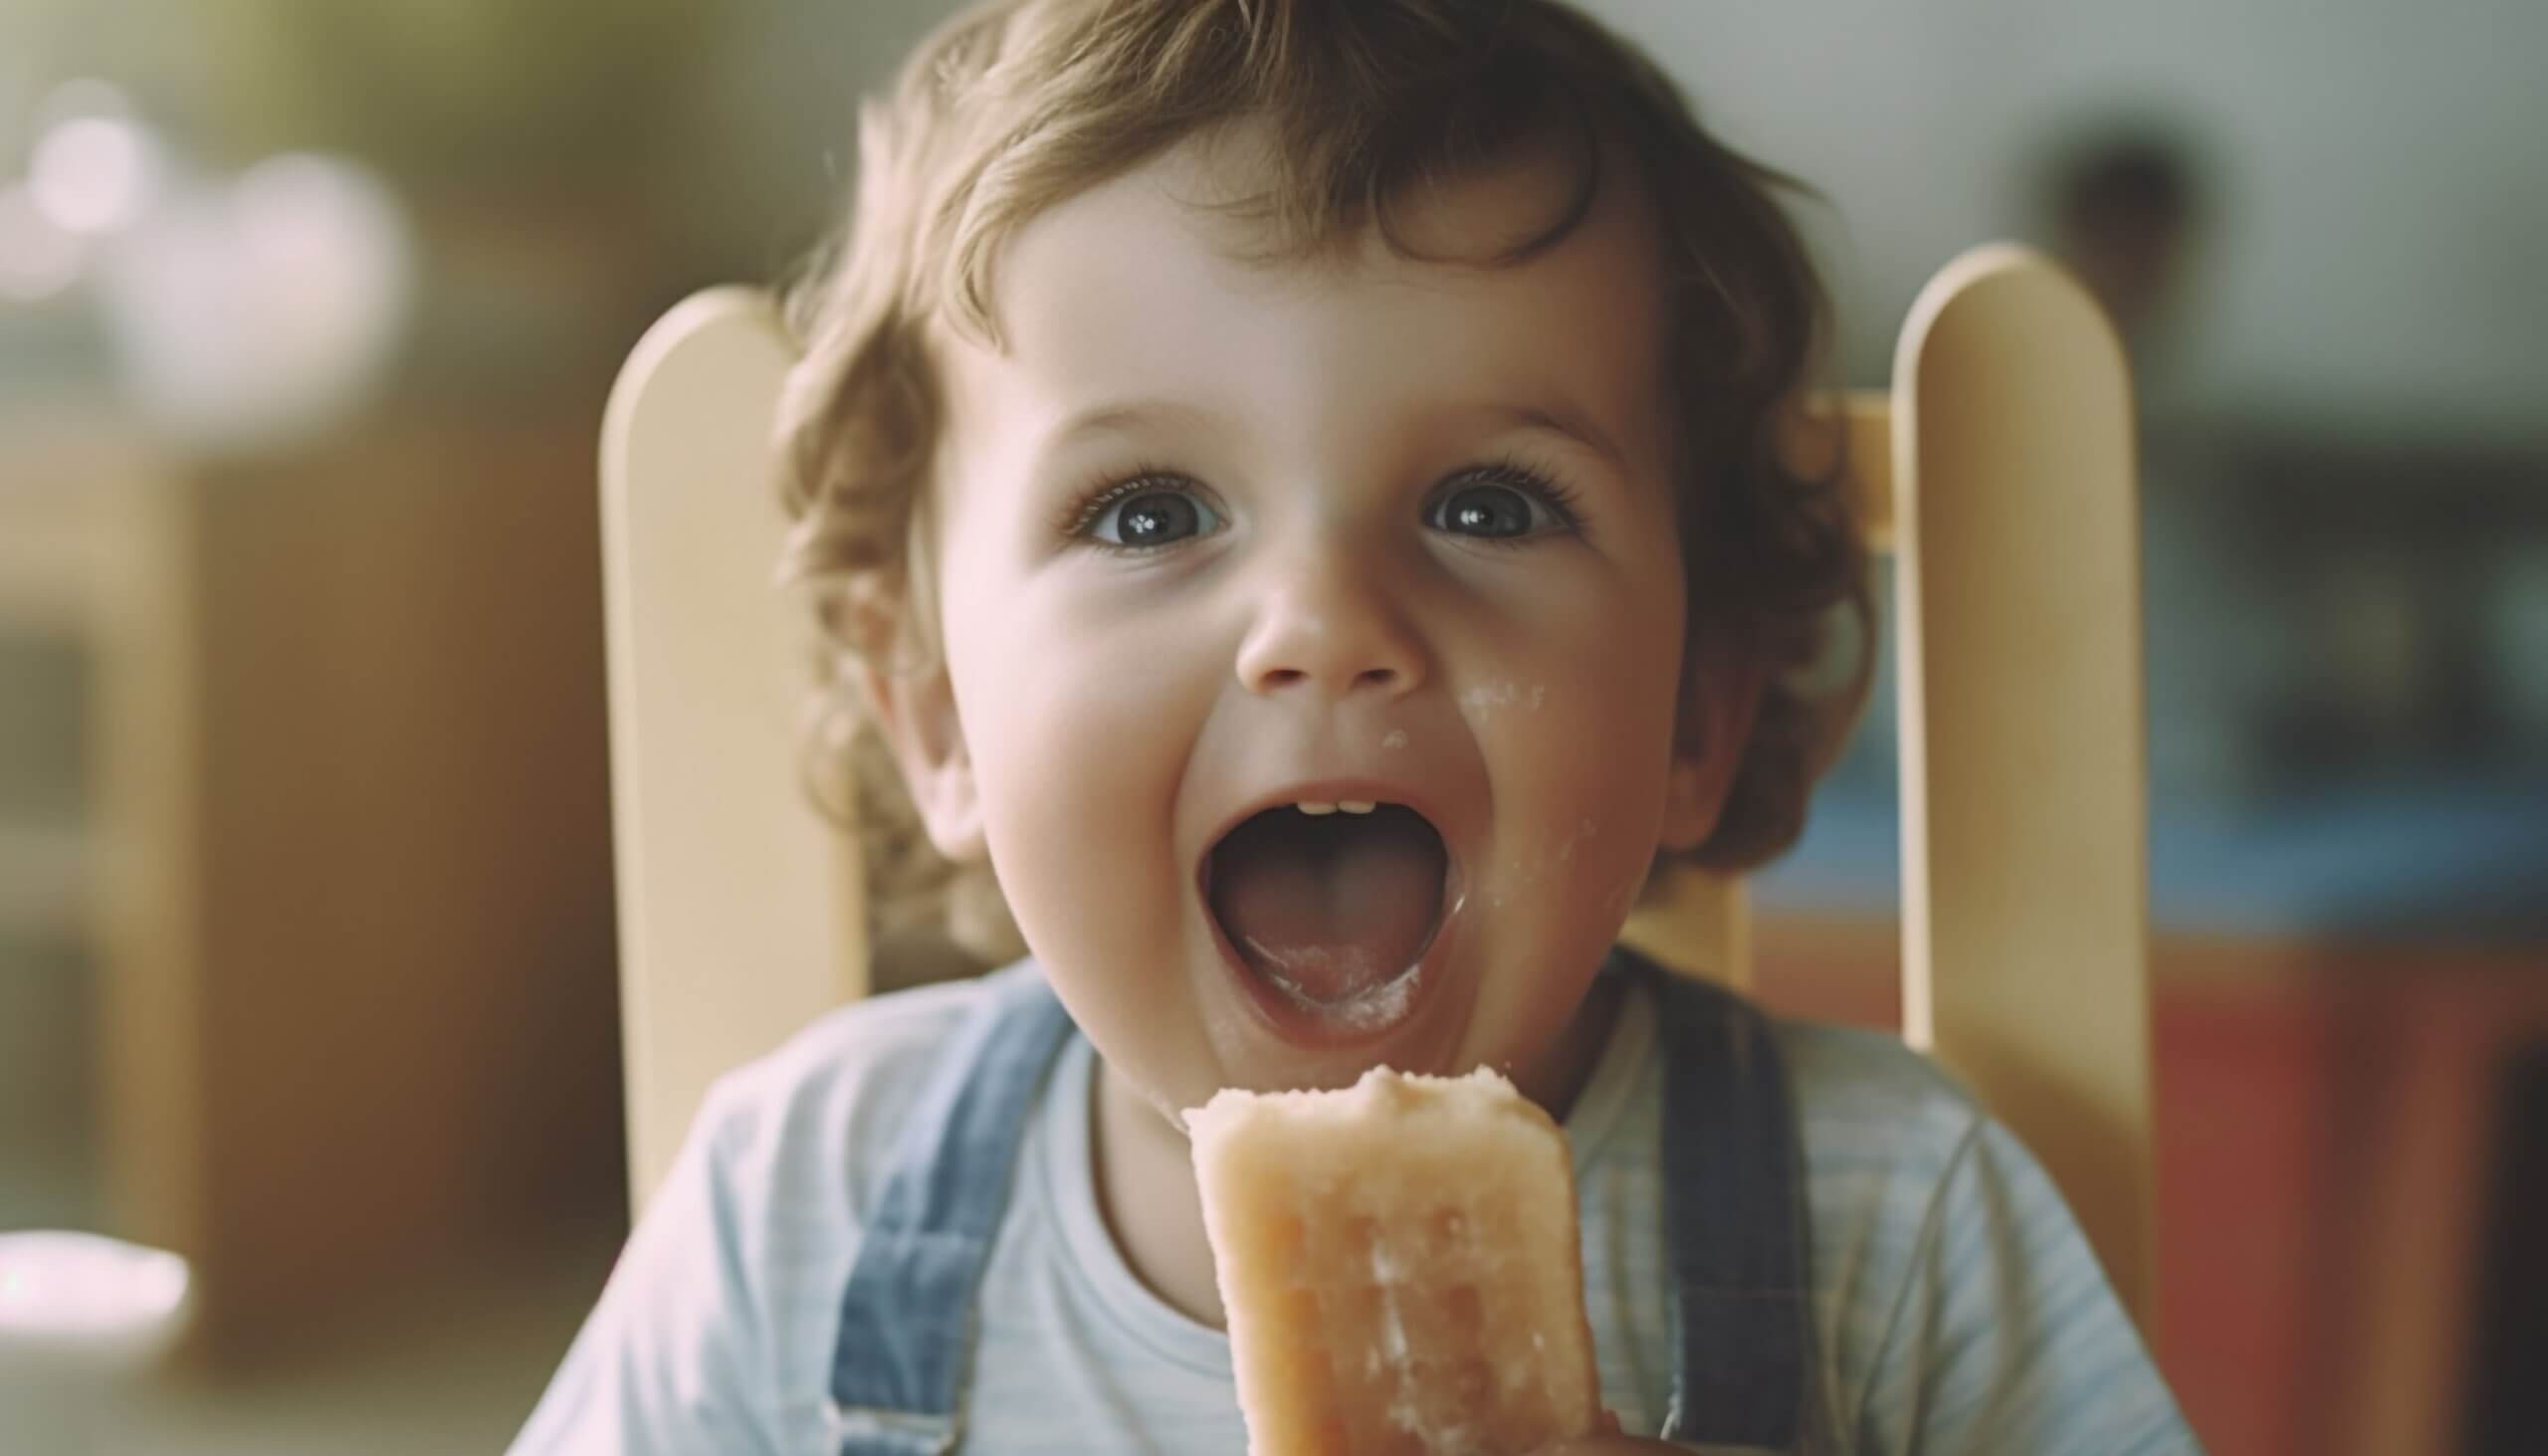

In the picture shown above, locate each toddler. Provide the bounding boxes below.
[516,1,2200,1451]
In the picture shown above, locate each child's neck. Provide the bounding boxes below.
[1088,975,1627,1331]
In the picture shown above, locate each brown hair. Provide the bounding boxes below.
[775,0,1870,962]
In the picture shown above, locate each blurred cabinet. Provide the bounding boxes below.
[1,420,161,1242]
[0,514,107,1234]
[0,404,624,1365]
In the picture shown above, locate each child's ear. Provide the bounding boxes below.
[855,658,988,863]
[1658,619,1768,853]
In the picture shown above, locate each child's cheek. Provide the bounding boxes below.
[1458,630,1680,936]
[945,577,1205,954]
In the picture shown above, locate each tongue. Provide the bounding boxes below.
[1208,805,1447,1006]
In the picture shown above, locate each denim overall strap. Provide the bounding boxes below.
[827,964,1074,1456]
[1631,949,1826,1453]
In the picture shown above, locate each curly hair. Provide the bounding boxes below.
[774,0,1871,964]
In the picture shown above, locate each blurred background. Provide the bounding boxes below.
[0,0,2540,1451]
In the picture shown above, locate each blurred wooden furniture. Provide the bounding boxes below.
[597,246,2157,1326]
[0,415,200,1260]
[0,404,622,1365]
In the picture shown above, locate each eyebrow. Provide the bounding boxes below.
[1036,397,1633,471]
[1469,402,1632,473]
[1041,399,1229,455]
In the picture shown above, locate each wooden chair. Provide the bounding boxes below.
[597,244,2154,1328]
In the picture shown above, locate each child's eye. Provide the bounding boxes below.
[1428,462,1581,541]
[1077,480,1225,549]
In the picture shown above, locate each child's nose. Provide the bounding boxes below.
[1233,551,1427,702]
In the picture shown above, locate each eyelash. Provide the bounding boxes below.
[1449,454,1587,543]
[1056,461,1191,546]
[1055,454,1588,549]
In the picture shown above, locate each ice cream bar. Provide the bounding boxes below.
[1187,1066,1603,1456]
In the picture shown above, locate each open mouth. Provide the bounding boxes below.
[1202,800,1451,1017]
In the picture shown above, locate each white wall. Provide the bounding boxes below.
[694,0,2546,446]
[1590,0,2548,442]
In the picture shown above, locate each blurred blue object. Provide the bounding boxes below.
[1762,773,2548,946]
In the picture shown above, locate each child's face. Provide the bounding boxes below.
[896,132,1751,1120]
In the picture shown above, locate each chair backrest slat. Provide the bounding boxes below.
[1892,246,2153,1322]
[601,288,869,1204]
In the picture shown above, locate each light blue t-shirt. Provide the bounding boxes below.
[511,973,2200,1454]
